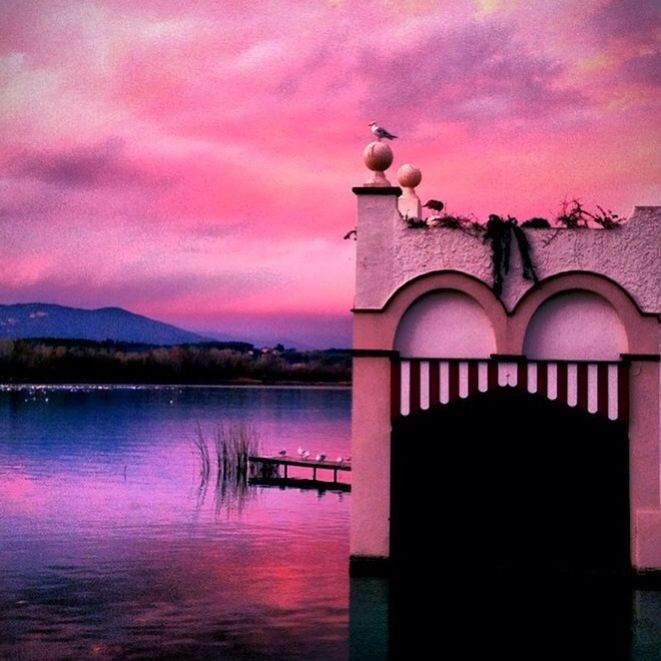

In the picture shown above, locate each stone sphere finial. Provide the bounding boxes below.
[396,163,422,219]
[396,163,422,189]
[362,141,393,186]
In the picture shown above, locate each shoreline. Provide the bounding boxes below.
[0,381,351,389]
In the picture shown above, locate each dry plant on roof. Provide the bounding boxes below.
[348,198,623,297]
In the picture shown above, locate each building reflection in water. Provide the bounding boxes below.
[351,575,661,659]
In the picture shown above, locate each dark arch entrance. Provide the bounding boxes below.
[390,388,630,576]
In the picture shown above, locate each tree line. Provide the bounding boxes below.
[0,339,351,385]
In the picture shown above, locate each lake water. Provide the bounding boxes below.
[2,385,661,660]
[0,385,351,660]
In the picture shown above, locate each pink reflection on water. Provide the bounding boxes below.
[0,386,350,659]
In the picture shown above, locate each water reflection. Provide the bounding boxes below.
[0,386,350,660]
[350,574,661,659]
[350,578,389,661]
[10,385,659,659]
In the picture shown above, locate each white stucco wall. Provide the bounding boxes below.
[394,290,496,358]
[524,291,628,360]
[354,205,661,315]
[351,191,661,569]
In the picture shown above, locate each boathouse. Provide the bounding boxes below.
[350,141,660,575]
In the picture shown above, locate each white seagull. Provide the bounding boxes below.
[315,453,326,462]
[369,121,397,141]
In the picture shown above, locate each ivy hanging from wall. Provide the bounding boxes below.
[483,215,538,296]
[394,199,623,297]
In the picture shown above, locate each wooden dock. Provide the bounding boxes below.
[248,455,351,491]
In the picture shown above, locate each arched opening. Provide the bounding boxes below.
[524,291,627,360]
[394,291,496,357]
[390,388,630,576]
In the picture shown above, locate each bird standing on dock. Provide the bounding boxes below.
[297,446,304,458]
[278,449,287,457]
[316,453,326,462]
[302,450,310,460]
[337,456,344,463]
[369,121,397,141]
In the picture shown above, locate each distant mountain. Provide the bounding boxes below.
[0,303,212,345]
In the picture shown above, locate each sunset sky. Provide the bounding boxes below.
[1,0,659,347]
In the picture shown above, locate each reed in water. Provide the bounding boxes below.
[214,423,256,482]
[193,422,267,514]
[192,422,211,483]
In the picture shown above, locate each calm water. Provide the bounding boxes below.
[0,386,351,660]
[3,385,661,660]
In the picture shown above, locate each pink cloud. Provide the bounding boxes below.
[0,1,659,346]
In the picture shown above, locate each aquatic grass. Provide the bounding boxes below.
[193,422,211,483]
[213,423,258,481]
[193,422,262,515]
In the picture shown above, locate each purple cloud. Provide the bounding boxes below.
[9,138,163,189]
[358,21,584,127]
[590,0,661,42]
[620,52,661,87]
[0,268,279,310]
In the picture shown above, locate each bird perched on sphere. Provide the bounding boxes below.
[423,199,445,213]
[369,121,397,141]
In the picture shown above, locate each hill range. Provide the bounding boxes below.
[0,303,211,345]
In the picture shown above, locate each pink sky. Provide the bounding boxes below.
[1,0,659,347]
